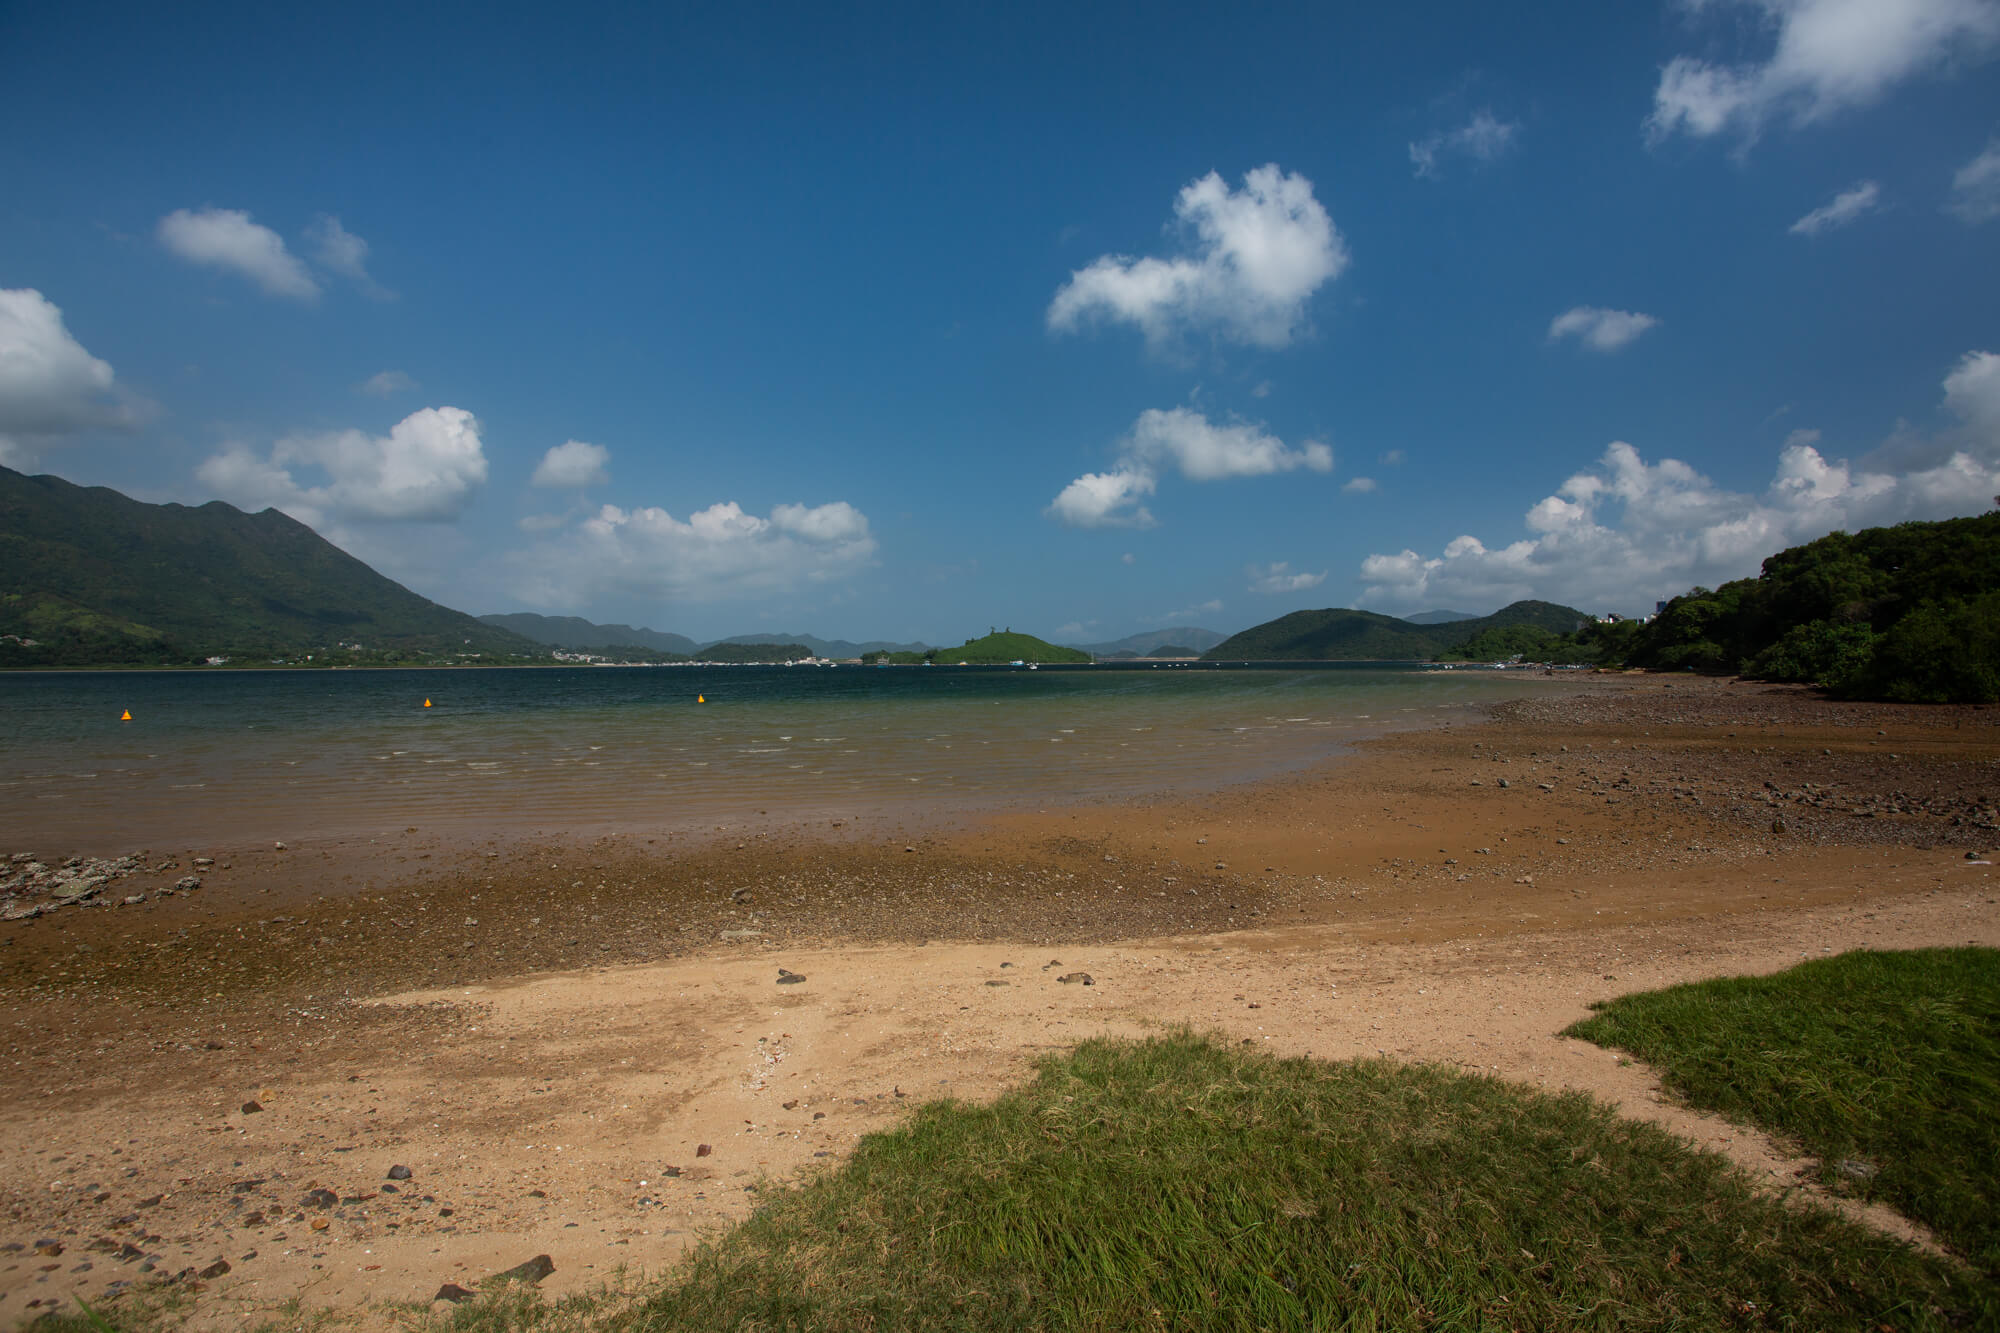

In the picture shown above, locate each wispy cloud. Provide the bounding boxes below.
[1548,306,1660,353]
[1410,109,1520,179]
[1947,135,2000,223]
[1247,561,1327,595]
[1789,180,1882,234]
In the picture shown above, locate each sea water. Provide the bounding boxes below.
[0,664,1545,850]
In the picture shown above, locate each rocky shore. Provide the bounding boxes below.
[0,674,1994,1324]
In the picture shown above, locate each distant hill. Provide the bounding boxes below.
[1071,627,1227,657]
[478,612,700,655]
[938,630,1092,665]
[480,615,929,660]
[1202,600,1591,661]
[1403,609,1480,625]
[704,632,932,659]
[0,466,542,665]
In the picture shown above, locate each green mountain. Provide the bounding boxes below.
[1070,627,1228,656]
[1202,600,1592,661]
[938,630,1092,665]
[0,466,542,665]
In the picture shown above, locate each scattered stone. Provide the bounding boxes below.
[1057,972,1094,986]
[309,1218,329,1232]
[176,876,202,891]
[241,1100,263,1114]
[198,1258,230,1279]
[1837,1158,1879,1181]
[776,968,806,984]
[433,1282,477,1303]
[387,1164,413,1180]
[985,979,1009,987]
[492,1253,555,1286]
[33,1240,62,1257]
[695,1144,712,1157]
[274,842,286,851]
[302,1188,338,1209]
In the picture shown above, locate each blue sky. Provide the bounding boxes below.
[4,1,1999,644]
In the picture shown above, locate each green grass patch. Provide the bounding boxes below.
[610,1032,1977,1331]
[1567,947,2000,1279]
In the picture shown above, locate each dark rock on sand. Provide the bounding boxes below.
[492,1253,555,1285]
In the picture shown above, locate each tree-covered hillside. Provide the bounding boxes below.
[1626,511,2000,702]
[0,466,542,666]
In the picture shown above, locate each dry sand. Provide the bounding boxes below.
[1,674,1995,1325]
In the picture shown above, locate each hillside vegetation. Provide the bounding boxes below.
[0,466,540,666]
[866,631,1091,665]
[1626,511,2000,702]
[1203,600,1590,661]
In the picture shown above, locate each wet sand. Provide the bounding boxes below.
[0,675,1995,1324]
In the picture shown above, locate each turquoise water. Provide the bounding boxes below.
[0,664,1542,849]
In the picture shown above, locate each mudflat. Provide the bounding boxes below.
[1,675,1995,1324]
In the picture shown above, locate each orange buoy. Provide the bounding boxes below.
[423,698,432,708]
[697,694,705,703]
[120,709,132,721]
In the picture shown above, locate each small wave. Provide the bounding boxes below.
[168,783,206,790]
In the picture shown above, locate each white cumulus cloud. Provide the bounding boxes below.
[1046,407,1332,529]
[507,499,876,608]
[197,406,489,527]
[1248,562,1328,595]
[1047,164,1348,350]
[1648,0,2000,145]
[1410,109,1521,180]
[158,207,320,301]
[1343,476,1378,494]
[1549,306,1661,352]
[531,440,611,489]
[1947,135,2000,222]
[1789,179,1883,233]
[1358,351,2000,615]
[1046,467,1158,530]
[0,288,141,466]
[306,216,395,300]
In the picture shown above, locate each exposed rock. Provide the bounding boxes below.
[198,1258,231,1279]
[492,1253,555,1286]
[1057,972,1094,985]
[387,1164,413,1180]
[776,968,806,984]
[433,1282,477,1303]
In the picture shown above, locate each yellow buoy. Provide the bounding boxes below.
[423,698,432,708]
[120,709,132,721]
[697,694,705,703]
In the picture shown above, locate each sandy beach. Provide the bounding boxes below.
[2,674,1996,1325]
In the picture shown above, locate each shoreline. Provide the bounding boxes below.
[1,675,1995,1322]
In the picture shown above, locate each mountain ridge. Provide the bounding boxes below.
[0,466,540,664]
[1202,600,1592,661]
